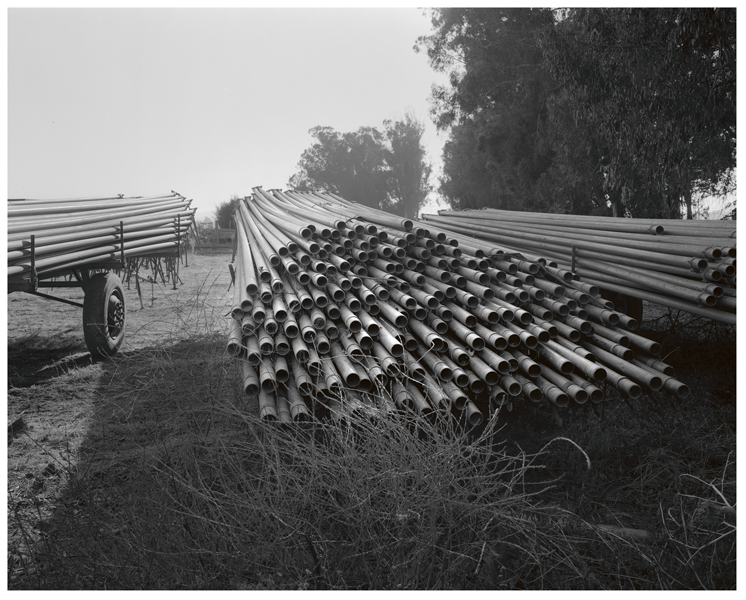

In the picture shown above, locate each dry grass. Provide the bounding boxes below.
[7,271,736,590]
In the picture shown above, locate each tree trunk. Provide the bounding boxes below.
[684,184,693,220]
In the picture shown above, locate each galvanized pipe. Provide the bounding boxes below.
[228,188,701,427]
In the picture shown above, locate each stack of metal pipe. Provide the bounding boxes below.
[421,208,736,325]
[229,188,694,426]
[7,192,195,281]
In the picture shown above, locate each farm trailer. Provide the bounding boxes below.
[7,193,196,357]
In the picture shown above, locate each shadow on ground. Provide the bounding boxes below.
[7,334,95,389]
[7,334,253,589]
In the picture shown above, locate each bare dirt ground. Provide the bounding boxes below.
[7,250,236,584]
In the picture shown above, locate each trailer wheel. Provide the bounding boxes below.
[83,272,126,357]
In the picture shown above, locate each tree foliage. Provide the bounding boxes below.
[383,113,433,219]
[418,7,736,218]
[417,8,561,212]
[541,7,736,218]
[289,115,432,218]
[289,126,391,211]
[213,195,241,229]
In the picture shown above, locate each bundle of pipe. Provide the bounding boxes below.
[419,208,735,325]
[7,192,195,280]
[229,188,691,427]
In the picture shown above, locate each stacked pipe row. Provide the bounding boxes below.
[420,208,736,325]
[7,192,195,281]
[228,188,691,426]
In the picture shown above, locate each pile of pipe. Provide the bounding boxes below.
[228,188,693,427]
[7,192,195,282]
[422,208,736,325]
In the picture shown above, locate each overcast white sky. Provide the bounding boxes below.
[7,7,451,220]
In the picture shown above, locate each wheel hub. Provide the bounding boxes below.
[107,294,124,338]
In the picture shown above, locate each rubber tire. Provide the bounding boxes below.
[600,289,644,323]
[83,272,126,358]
